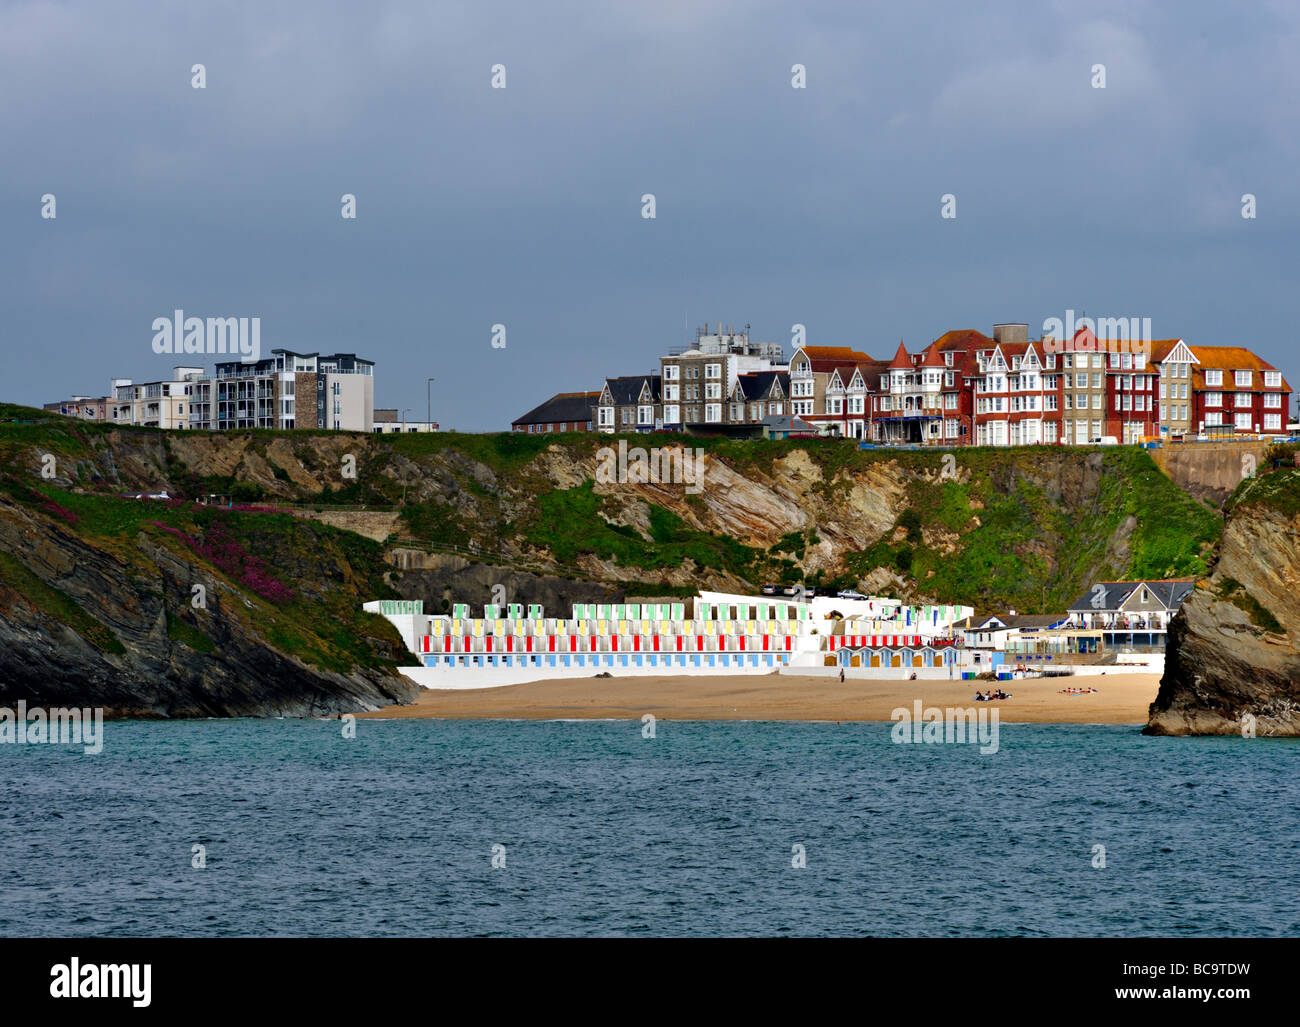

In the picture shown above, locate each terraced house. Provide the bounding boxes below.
[596,375,662,433]
[1153,343,1291,438]
[512,320,1291,444]
[728,370,790,424]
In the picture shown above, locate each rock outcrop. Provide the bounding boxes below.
[0,492,418,718]
[1146,468,1300,735]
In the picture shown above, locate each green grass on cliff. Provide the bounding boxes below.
[523,480,765,577]
[0,550,127,654]
[1227,466,1300,519]
[0,477,406,675]
[842,446,1220,613]
[1216,577,1284,634]
[0,412,1231,618]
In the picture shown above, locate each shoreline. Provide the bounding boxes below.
[358,672,1161,724]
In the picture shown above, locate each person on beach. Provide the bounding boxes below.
[839,667,845,683]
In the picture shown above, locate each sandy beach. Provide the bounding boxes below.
[359,672,1161,723]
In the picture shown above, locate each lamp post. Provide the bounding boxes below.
[427,378,435,432]
[402,408,411,433]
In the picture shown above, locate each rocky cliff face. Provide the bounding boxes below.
[1146,468,1300,736]
[0,489,417,718]
[0,413,1230,716]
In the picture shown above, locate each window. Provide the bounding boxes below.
[1265,413,1282,430]
[1235,370,1253,388]
[664,365,679,381]
[664,383,678,401]
[598,407,613,427]
[705,363,721,379]
[1236,392,1252,408]
[663,405,679,423]
[1264,393,1282,408]
[705,404,721,422]
[1235,412,1252,430]
[705,383,721,400]
[1205,369,1222,387]
[1264,371,1281,388]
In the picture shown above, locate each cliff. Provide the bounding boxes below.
[1146,464,1300,736]
[0,405,1228,715]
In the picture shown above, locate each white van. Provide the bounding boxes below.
[1088,436,1119,446]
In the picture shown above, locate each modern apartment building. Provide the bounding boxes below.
[109,366,206,428]
[186,350,374,432]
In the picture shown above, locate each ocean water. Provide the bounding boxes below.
[1,718,1297,937]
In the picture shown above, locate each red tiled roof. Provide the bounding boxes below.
[934,329,993,352]
[797,346,873,372]
[1185,347,1291,393]
[887,341,911,369]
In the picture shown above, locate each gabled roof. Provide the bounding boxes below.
[602,375,661,406]
[794,346,873,372]
[1148,339,1189,363]
[762,414,817,433]
[734,370,789,400]
[513,391,601,426]
[919,342,945,368]
[1066,579,1196,613]
[934,329,994,352]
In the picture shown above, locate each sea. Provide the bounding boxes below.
[1,719,1297,937]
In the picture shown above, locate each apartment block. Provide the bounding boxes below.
[109,366,206,428]
[187,350,374,432]
[660,323,785,429]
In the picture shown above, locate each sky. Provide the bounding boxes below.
[3,0,1297,430]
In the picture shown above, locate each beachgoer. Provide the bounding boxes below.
[839,667,845,683]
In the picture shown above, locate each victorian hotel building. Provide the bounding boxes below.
[786,324,1291,445]
[523,320,1291,445]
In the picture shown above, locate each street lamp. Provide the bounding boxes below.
[427,378,435,432]
[402,408,411,433]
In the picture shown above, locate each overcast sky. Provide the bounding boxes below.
[3,1,1297,429]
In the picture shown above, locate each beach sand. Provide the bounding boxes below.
[359,672,1161,723]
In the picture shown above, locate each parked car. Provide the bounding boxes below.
[781,584,815,598]
[760,584,780,596]
[836,589,868,600]
[1088,436,1119,446]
